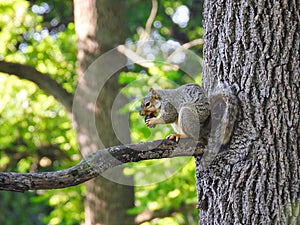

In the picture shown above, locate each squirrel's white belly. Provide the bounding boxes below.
[171,120,185,135]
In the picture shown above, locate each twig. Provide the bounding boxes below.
[166,38,204,65]
[117,45,155,68]
[181,39,203,49]
[118,39,203,71]
[136,0,158,53]
[145,0,158,37]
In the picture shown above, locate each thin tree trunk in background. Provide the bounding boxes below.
[73,0,134,224]
[197,0,300,224]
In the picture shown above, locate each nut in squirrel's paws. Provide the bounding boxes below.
[166,134,187,142]
[145,114,156,128]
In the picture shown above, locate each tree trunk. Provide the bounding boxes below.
[73,0,134,224]
[196,0,300,224]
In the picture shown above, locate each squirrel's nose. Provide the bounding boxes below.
[139,110,144,116]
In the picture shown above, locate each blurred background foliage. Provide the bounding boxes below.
[0,0,203,224]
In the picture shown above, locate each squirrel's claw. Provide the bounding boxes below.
[166,133,187,142]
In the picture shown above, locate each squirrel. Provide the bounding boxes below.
[140,83,238,144]
[139,84,211,142]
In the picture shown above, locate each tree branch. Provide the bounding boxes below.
[0,60,73,112]
[0,138,206,192]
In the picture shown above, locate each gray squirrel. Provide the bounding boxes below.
[139,84,210,141]
[139,83,238,144]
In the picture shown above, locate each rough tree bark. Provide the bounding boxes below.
[196,0,300,224]
[73,0,134,224]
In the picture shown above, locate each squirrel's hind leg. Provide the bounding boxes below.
[179,103,210,140]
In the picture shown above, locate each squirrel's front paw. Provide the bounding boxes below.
[145,116,156,128]
[166,133,187,142]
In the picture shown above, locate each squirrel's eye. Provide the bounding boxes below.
[145,102,150,107]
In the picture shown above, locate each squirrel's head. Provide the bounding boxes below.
[139,88,161,116]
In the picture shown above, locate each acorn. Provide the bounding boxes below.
[145,114,156,128]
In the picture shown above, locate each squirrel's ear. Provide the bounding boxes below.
[149,88,159,99]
